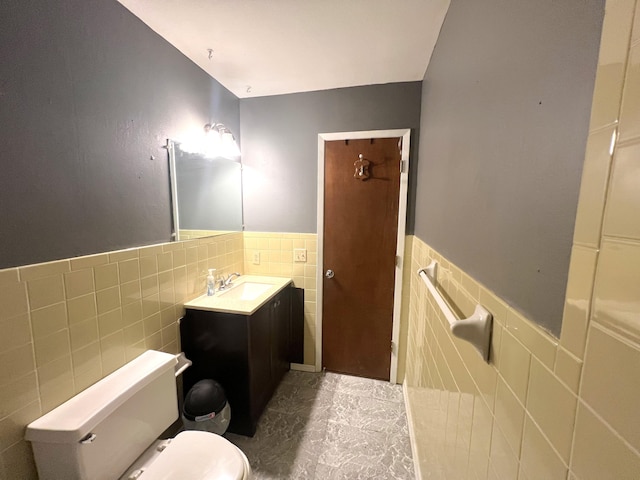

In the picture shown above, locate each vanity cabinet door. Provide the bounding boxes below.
[179,310,252,434]
[248,302,273,420]
[180,285,295,437]
[271,288,291,386]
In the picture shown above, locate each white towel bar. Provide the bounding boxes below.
[417,260,493,362]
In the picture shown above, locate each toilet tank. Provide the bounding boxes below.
[26,350,178,480]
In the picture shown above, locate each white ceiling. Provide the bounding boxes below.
[117,0,450,98]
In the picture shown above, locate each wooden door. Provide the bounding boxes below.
[322,137,401,380]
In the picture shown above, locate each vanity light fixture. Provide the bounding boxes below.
[202,122,241,159]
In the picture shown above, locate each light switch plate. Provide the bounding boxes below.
[294,248,307,262]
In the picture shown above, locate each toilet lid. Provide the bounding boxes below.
[140,431,247,479]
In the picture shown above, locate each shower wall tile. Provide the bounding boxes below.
[553,347,583,394]
[619,43,640,141]
[156,252,173,273]
[0,345,34,386]
[64,268,95,299]
[525,358,577,463]
[396,236,413,384]
[0,373,38,420]
[0,232,244,476]
[30,303,67,339]
[19,260,70,283]
[71,342,101,378]
[37,356,73,397]
[404,233,640,479]
[94,263,119,291]
[117,258,140,283]
[98,308,123,338]
[488,422,519,480]
[0,401,40,453]
[478,288,508,327]
[0,314,31,354]
[518,416,567,480]
[496,329,531,404]
[0,279,28,320]
[588,0,635,131]
[96,286,120,315]
[571,401,640,480]
[493,377,524,458]
[602,140,640,239]
[39,366,74,414]
[120,280,141,306]
[244,231,317,366]
[405,3,640,477]
[139,255,158,278]
[34,329,70,367]
[71,253,109,270]
[1,439,37,479]
[69,317,99,350]
[634,2,640,45]
[581,323,640,452]
[0,269,18,286]
[100,331,125,375]
[74,365,102,393]
[26,275,65,310]
[560,245,598,359]
[505,308,557,370]
[468,396,492,480]
[67,293,97,326]
[592,238,640,343]
[572,126,616,247]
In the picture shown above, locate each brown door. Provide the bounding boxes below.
[322,137,401,380]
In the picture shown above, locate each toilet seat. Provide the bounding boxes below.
[124,431,250,480]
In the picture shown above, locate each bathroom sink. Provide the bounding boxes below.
[218,282,273,301]
[183,275,292,315]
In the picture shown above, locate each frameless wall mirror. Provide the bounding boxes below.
[167,139,243,241]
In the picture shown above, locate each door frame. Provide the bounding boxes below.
[316,128,411,384]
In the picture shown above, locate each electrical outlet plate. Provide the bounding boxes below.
[294,248,307,262]
[252,252,260,265]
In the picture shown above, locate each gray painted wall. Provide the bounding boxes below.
[0,0,239,268]
[414,0,604,336]
[240,83,422,233]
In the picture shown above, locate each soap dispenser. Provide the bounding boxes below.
[207,269,216,296]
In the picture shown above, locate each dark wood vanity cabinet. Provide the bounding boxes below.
[180,286,294,436]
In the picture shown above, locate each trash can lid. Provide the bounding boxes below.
[183,379,227,421]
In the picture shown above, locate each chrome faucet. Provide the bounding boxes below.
[218,272,241,290]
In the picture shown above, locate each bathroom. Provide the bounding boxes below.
[1,0,639,478]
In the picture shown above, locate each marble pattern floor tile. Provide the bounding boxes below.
[225,370,414,479]
[328,391,407,433]
[280,370,341,391]
[319,422,413,473]
[267,382,336,418]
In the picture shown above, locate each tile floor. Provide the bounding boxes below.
[224,370,415,479]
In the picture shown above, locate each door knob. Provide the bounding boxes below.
[325,269,335,279]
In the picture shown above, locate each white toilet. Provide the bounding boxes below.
[25,350,252,480]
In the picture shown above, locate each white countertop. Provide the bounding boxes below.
[183,275,292,315]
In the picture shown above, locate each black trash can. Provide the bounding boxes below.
[182,379,231,435]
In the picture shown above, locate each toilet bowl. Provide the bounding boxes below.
[121,431,250,480]
[25,350,251,480]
